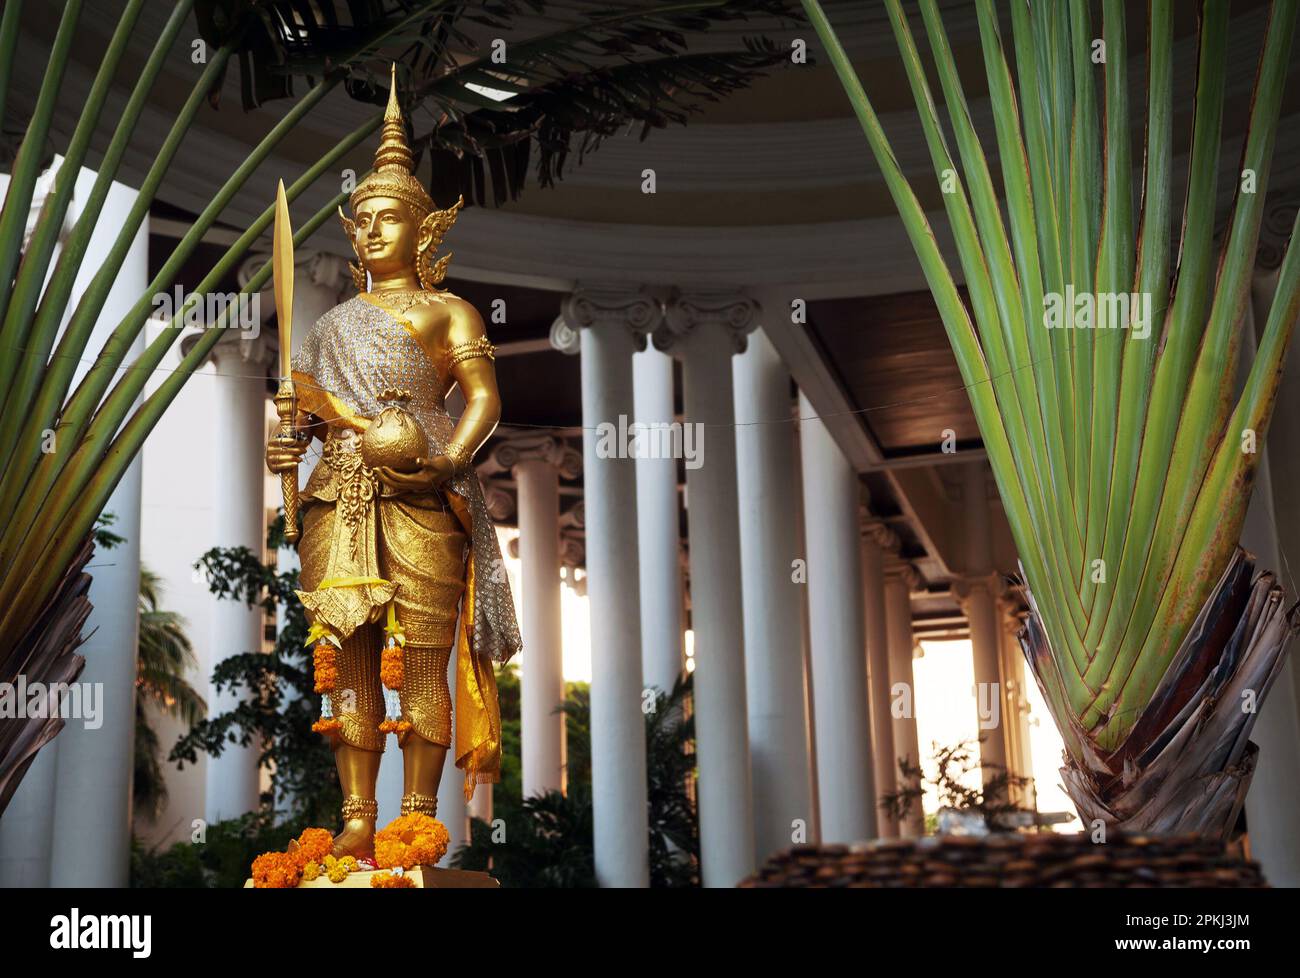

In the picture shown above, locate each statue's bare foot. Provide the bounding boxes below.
[332,818,376,861]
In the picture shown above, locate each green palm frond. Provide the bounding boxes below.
[805,0,1300,834]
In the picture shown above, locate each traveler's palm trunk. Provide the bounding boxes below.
[804,0,1300,836]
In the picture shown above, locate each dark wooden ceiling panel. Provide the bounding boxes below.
[808,290,981,456]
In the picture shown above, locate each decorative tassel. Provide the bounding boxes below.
[381,601,405,690]
[306,623,341,735]
[378,603,408,736]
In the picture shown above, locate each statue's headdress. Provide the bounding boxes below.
[340,64,462,291]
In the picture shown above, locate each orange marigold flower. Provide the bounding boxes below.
[251,851,303,889]
[312,717,342,736]
[373,813,450,870]
[295,827,333,864]
[370,871,416,888]
[313,644,338,693]
[379,645,403,689]
[378,719,400,734]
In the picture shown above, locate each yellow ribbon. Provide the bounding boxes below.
[304,622,341,648]
[384,600,406,647]
[317,575,392,589]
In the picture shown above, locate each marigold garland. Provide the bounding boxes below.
[371,870,417,888]
[373,813,450,870]
[313,642,339,694]
[380,642,404,689]
[302,861,322,882]
[312,717,341,735]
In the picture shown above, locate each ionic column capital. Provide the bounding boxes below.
[489,433,582,480]
[553,285,664,355]
[482,483,516,522]
[950,572,1005,615]
[204,327,276,373]
[561,500,585,530]
[237,247,352,301]
[559,534,586,569]
[861,517,900,554]
[656,290,758,356]
[884,562,923,594]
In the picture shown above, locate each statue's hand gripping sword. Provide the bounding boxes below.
[273,180,301,545]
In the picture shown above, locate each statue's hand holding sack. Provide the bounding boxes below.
[362,389,454,492]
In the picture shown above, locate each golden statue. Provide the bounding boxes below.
[266,66,521,861]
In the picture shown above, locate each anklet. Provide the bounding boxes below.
[400,791,438,817]
[341,795,378,821]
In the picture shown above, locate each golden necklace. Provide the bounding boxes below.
[365,288,446,316]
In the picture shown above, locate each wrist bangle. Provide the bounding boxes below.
[444,440,474,476]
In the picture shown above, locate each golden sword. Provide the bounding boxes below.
[272,180,300,544]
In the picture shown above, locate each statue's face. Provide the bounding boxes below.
[353,195,418,276]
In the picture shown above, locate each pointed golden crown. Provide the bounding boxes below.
[349,64,435,219]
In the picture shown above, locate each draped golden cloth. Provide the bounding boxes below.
[290,294,521,799]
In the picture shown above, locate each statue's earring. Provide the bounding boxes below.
[416,243,453,290]
[338,207,367,292]
[415,196,463,290]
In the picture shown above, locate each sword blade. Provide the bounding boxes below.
[273,180,294,380]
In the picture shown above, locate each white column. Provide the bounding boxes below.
[633,347,684,696]
[797,392,875,843]
[555,288,652,887]
[998,605,1036,806]
[884,563,925,837]
[437,649,470,865]
[955,576,1009,785]
[734,329,811,862]
[662,292,756,886]
[956,463,1009,784]
[202,335,271,823]
[40,165,149,887]
[495,435,578,798]
[862,521,899,837]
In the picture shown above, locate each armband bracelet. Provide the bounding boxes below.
[445,337,496,371]
[444,440,474,476]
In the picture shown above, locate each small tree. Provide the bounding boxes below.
[880,740,1036,834]
[170,516,339,826]
[454,672,699,887]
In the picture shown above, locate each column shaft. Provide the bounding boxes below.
[437,649,470,865]
[632,347,684,695]
[516,458,566,797]
[965,581,1009,783]
[678,317,754,886]
[578,312,650,887]
[862,530,897,837]
[734,331,811,862]
[884,571,925,837]
[202,345,267,823]
[798,392,874,843]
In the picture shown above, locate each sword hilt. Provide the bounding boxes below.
[274,380,300,545]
